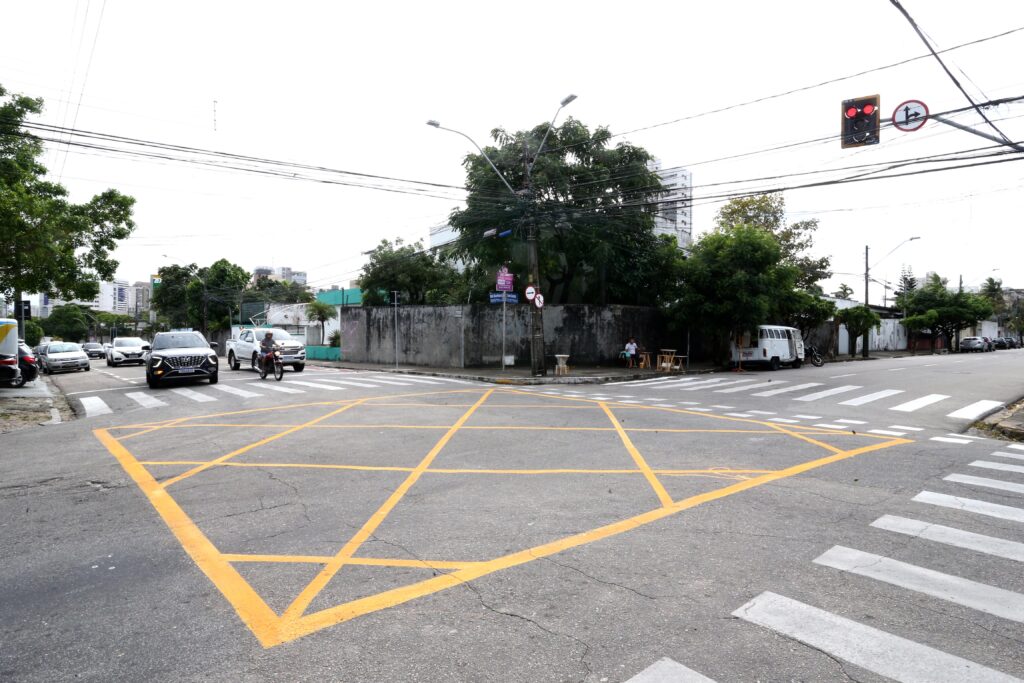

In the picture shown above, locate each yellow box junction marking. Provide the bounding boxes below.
[95,386,911,647]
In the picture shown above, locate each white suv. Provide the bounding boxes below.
[107,337,148,366]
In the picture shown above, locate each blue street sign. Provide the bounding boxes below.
[489,292,519,304]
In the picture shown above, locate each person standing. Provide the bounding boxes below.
[624,337,638,368]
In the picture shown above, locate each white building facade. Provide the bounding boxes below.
[648,159,693,249]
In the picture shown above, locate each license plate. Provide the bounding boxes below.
[178,367,195,374]
[282,355,295,361]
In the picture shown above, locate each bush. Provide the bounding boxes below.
[23,320,44,346]
[328,329,341,347]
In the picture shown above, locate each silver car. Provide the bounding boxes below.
[107,336,148,366]
[959,336,984,352]
[40,342,91,374]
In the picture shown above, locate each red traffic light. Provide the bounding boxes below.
[862,103,876,115]
[845,106,859,118]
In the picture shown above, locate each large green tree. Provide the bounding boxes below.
[0,85,136,333]
[359,238,462,306]
[152,259,250,333]
[41,304,89,342]
[447,118,672,305]
[670,225,799,363]
[714,193,831,290]
[151,264,197,329]
[900,273,993,351]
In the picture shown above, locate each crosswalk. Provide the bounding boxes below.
[587,375,1004,422]
[729,446,1024,681]
[627,445,1024,681]
[74,372,477,418]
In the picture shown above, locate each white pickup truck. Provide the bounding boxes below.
[225,328,306,373]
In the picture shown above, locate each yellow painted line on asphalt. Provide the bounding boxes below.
[283,436,906,643]
[600,402,674,507]
[281,389,495,622]
[222,554,485,570]
[94,428,284,647]
[160,400,369,488]
[140,459,772,477]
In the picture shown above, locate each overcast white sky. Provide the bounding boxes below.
[4,1,1023,304]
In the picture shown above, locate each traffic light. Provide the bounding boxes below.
[841,95,880,148]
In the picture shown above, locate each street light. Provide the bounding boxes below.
[863,236,920,358]
[428,94,577,377]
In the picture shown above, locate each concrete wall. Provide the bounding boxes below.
[337,304,664,368]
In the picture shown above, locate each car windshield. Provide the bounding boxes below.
[265,329,293,341]
[48,342,81,353]
[153,333,208,350]
[114,338,145,347]
[83,343,101,349]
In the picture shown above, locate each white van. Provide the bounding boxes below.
[730,325,805,370]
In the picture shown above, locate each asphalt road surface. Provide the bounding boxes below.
[2,352,1023,682]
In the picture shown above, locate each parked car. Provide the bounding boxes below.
[106,336,148,366]
[39,341,91,374]
[4,342,39,387]
[1003,337,1019,349]
[145,331,219,389]
[993,337,1008,350]
[729,325,806,370]
[82,342,105,359]
[959,337,984,352]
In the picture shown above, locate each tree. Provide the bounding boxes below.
[151,264,196,329]
[670,225,798,364]
[900,273,993,351]
[187,259,250,333]
[41,304,89,342]
[836,305,881,357]
[0,85,136,335]
[359,238,462,306]
[306,300,337,345]
[23,319,43,346]
[448,118,671,305]
[714,193,831,290]
[980,277,1005,319]
[832,283,855,299]
[247,276,313,305]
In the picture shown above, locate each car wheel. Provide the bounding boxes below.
[84,365,90,372]
[147,373,159,389]
[293,363,304,373]
[769,357,780,371]
[228,352,240,371]
[106,357,111,366]
[209,371,219,385]
[12,373,27,388]
[792,358,803,369]
[251,354,259,372]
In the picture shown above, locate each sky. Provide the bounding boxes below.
[4,0,1024,305]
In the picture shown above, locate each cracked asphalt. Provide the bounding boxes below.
[1,380,1022,682]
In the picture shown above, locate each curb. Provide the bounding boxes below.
[978,396,1024,442]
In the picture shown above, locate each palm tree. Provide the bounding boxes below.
[306,300,338,345]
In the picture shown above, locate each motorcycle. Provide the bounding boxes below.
[805,345,825,367]
[259,346,284,381]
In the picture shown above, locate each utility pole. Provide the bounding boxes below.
[392,290,399,369]
[523,141,546,377]
[863,245,870,358]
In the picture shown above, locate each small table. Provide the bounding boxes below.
[554,354,570,376]
[656,349,677,372]
[638,351,652,369]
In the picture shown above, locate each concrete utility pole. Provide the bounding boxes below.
[863,245,870,358]
[392,290,399,369]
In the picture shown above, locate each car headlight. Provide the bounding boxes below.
[150,355,164,365]
[207,354,218,364]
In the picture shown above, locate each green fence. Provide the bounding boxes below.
[306,345,341,361]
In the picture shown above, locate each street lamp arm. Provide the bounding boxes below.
[426,122,518,197]
[527,95,576,178]
[871,236,920,270]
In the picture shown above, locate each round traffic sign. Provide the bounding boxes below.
[892,99,928,132]
[525,285,536,301]
[534,293,544,309]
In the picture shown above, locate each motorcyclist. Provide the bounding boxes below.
[259,331,276,371]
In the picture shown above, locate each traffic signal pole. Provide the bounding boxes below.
[523,142,546,377]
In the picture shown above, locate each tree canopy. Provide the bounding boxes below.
[0,84,136,308]
[359,238,462,306]
[447,118,676,305]
[670,224,799,362]
[41,304,90,342]
[152,259,252,333]
[900,273,993,350]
